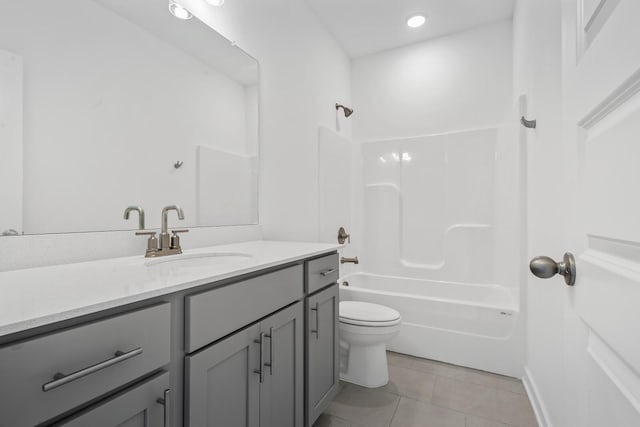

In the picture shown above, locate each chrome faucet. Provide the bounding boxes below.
[123,206,145,230]
[160,205,184,250]
[135,205,189,257]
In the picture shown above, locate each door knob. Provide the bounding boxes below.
[529,252,576,286]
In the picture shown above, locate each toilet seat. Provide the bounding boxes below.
[339,301,401,327]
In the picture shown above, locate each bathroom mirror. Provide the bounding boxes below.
[0,0,259,235]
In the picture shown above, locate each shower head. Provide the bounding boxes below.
[335,103,354,118]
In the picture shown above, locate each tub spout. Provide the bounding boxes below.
[341,256,359,265]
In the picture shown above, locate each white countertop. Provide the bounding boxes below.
[0,240,341,338]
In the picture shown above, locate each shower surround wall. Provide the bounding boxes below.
[362,129,498,284]
[348,20,524,376]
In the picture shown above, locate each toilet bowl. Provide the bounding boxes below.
[339,301,401,388]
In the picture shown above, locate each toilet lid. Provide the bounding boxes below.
[339,301,401,326]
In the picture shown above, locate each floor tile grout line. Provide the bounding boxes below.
[390,394,517,427]
[390,377,524,427]
[365,368,532,425]
[388,395,401,427]
[389,360,527,397]
[389,351,523,383]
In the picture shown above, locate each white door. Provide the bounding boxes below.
[540,1,640,425]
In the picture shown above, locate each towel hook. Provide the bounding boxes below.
[521,116,537,129]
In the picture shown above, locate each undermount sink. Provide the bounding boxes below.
[144,252,253,268]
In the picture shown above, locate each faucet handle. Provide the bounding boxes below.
[170,229,189,250]
[135,231,158,255]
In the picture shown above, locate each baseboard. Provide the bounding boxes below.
[522,367,552,427]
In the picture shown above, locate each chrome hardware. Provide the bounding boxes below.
[321,268,337,277]
[137,206,187,258]
[124,206,145,230]
[42,347,143,392]
[521,116,537,129]
[335,103,354,118]
[170,229,189,250]
[254,333,265,383]
[136,231,159,257]
[160,205,184,252]
[338,227,351,244]
[174,160,184,169]
[264,327,274,376]
[529,252,576,286]
[156,389,171,427]
[310,303,319,339]
[1,229,19,236]
[341,256,359,265]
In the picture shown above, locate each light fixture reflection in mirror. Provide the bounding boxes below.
[169,1,193,20]
[206,0,225,6]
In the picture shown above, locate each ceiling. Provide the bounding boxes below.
[305,0,516,58]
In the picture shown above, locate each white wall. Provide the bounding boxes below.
[0,0,351,271]
[0,49,22,234]
[513,1,566,426]
[352,20,513,141]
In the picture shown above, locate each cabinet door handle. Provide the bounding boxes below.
[264,327,274,376]
[310,303,320,340]
[253,333,265,383]
[320,268,337,277]
[156,388,171,427]
[42,347,143,392]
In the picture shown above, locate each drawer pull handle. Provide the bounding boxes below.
[157,389,171,427]
[42,347,143,392]
[320,268,337,277]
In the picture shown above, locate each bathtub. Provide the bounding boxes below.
[339,273,523,377]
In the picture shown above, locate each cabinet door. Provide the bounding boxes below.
[57,372,169,427]
[259,302,304,427]
[185,324,260,427]
[306,284,339,427]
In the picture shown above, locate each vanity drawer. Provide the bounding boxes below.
[306,253,339,294]
[186,265,303,353]
[0,303,171,427]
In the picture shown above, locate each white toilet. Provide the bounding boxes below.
[339,301,402,388]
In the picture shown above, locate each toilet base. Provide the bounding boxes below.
[339,341,390,388]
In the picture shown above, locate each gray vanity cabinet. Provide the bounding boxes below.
[185,302,304,427]
[0,303,171,427]
[305,283,339,427]
[57,372,170,427]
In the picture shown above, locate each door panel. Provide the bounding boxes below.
[259,302,304,427]
[306,284,339,427]
[185,324,260,427]
[58,372,169,427]
[563,0,640,424]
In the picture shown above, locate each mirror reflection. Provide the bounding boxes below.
[0,0,259,235]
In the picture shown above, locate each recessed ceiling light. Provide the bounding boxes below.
[206,0,225,5]
[407,15,426,28]
[169,1,192,20]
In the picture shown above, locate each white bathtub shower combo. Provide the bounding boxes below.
[337,126,524,379]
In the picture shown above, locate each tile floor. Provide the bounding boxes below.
[314,352,538,427]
